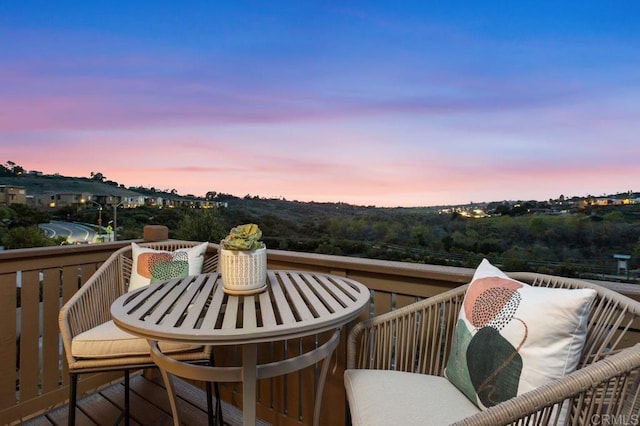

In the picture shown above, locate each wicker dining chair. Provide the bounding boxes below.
[346,272,640,425]
[59,240,221,426]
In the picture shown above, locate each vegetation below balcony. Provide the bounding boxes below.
[2,196,639,281]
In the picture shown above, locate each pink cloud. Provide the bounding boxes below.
[1,28,638,208]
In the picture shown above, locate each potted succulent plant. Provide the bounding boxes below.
[219,223,267,294]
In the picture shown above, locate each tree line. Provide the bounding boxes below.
[2,196,639,281]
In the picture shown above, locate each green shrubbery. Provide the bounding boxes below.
[4,199,640,280]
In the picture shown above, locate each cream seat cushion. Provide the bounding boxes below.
[344,369,480,426]
[72,320,198,359]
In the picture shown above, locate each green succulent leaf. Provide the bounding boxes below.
[221,223,265,250]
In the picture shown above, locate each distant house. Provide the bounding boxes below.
[0,185,27,206]
[120,195,145,208]
[144,196,165,208]
[37,192,92,209]
[57,192,88,207]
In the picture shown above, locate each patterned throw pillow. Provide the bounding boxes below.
[444,259,596,409]
[128,242,208,291]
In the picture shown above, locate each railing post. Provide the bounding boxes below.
[143,225,169,242]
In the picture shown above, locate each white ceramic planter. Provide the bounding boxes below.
[220,247,267,294]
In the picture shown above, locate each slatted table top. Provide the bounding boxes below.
[111,270,370,345]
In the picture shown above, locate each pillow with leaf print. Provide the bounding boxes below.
[444,259,596,410]
[128,242,208,292]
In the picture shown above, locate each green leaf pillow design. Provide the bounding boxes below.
[445,259,596,411]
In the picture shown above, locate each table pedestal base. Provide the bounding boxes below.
[149,329,341,426]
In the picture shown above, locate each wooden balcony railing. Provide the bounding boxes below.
[0,240,133,424]
[1,238,638,425]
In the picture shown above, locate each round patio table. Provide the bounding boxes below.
[111,269,370,426]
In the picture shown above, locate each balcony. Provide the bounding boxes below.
[2,236,639,425]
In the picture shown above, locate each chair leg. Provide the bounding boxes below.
[206,381,214,426]
[113,370,130,426]
[124,370,130,426]
[214,381,223,426]
[209,351,225,426]
[69,373,78,426]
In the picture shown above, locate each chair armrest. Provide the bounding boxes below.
[59,252,126,365]
[347,285,468,375]
[452,343,640,426]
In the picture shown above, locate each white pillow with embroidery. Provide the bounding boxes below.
[445,259,596,410]
[128,242,208,291]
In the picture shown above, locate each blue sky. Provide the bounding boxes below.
[1,1,638,206]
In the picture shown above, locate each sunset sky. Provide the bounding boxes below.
[1,1,638,207]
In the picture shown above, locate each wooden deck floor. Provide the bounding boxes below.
[18,373,267,426]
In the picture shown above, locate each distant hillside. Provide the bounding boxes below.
[2,171,638,215]
[2,170,639,281]
[1,174,160,198]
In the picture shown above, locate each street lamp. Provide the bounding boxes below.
[112,199,127,241]
[82,199,103,241]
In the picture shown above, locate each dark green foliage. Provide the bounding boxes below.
[5,204,50,227]
[2,176,639,281]
[174,209,224,243]
[212,200,640,278]
[2,226,64,249]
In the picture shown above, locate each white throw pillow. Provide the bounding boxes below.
[128,242,208,291]
[445,259,596,409]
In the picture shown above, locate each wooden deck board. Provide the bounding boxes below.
[99,381,174,425]
[18,373,269,426]
[77,389,142,426]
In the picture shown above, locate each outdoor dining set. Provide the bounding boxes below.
[58,229,640,425]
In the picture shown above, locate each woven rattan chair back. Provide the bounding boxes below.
[59,240,219,425]
[347,272,640,425]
